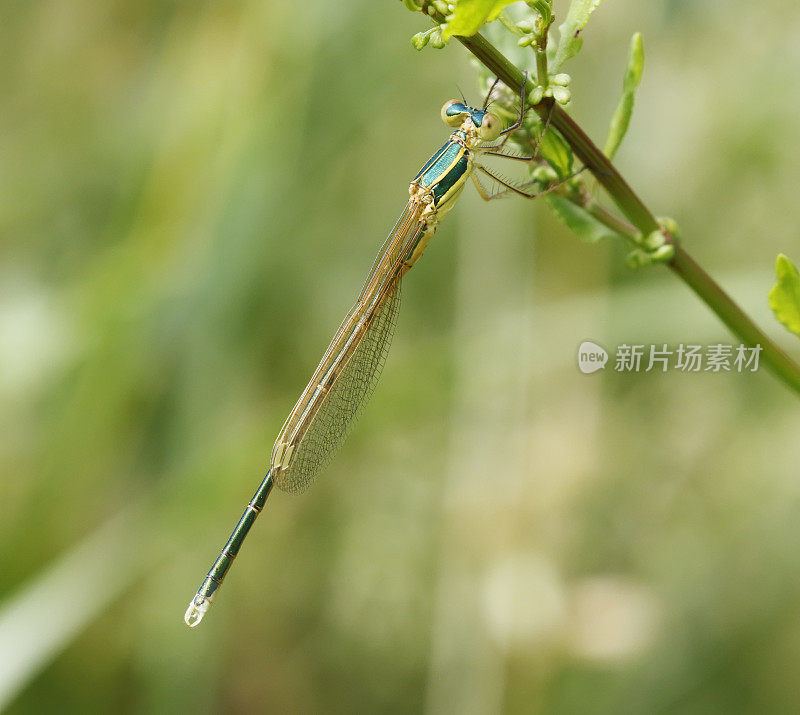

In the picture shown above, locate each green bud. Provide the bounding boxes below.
[429,27,446,49]
[532,164,558,184]
[550,73,571,86]
[518,35,534,47]
[657,216,681,242]
[652,245,676,263]
[411,31,430,50]
[530,85,545,104]
[401,0,422,10]
[516,18,535,32]
[642,230,666,251]
[552,86,571,104]
[432,0,450,15]
[625,249,649,269]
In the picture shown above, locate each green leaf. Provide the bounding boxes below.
[441,0,518,39]
[537,124,573,179]
[604,33,644,160]
[545,195,622,244]
[551,0,607,72]
[769,254,800,338]
[519,115,574,180]
[527,0,553,26]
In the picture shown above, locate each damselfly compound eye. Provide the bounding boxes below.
[441,99,469,127]
[478,112,502,141]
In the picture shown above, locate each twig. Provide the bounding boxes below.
[456,32,800,396]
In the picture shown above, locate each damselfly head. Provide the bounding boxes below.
[441,100,502,141]
[477,112,501,142]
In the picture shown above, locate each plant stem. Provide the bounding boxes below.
[580,200,800,393]
[460,33,659,233]
[534,33,549,88]
[669,249,800,394]
[457,32,800,397]
[583,200,639,241]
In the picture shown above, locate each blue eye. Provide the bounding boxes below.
[445,102,469,118]
[441,100,471,127]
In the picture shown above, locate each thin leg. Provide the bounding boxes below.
[482,99,556,163]
[481,76,502,110]
[481,148,540,162]
[471,172,496,202]
[476,133,514,154]
[498,71,529,137]
[474,164,587,201]
[471,170,542,202]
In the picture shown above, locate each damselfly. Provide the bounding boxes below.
[185,76,557,627]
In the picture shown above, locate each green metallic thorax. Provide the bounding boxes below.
[413,134,472,207]
[404,124,480,267]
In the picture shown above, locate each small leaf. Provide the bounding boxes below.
[545,195,622,244]
[537,125,573,178]
[551,0,607,72]
[604,33,644,160]
[769,254,800,338]
[527,0,552,26]
[441,0,518,39]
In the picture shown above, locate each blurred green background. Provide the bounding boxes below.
[2,1,800,712]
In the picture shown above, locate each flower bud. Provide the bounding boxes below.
[652,245,676,263]
[552,86,571,105]
[411,31,430,50]
[429,28,446,49]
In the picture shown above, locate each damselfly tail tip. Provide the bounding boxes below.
[184,594,213,628]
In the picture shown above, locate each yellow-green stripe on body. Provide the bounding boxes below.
[405,138,473,265]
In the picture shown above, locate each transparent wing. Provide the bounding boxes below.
[271,202,425,495]
[358,200,416,301]
[274,276,402,494]
[304,201,417,375]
